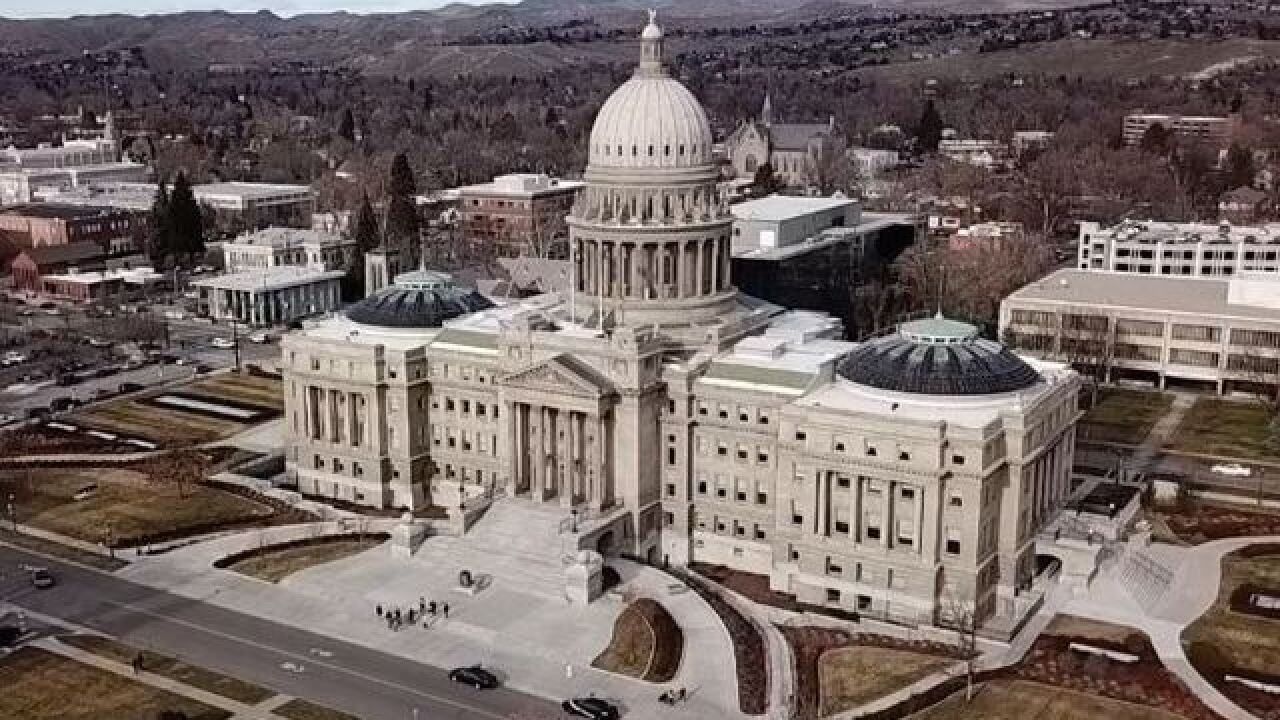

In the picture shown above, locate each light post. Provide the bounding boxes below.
[7,493,16,532]
[571,508,579,534]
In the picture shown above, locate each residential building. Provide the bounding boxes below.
[1011,131,1054,156]
[220,227,355,273]
[1002,268,1280,394]
[950,221,1025,251]
[192,266,345,327]
[280,16,1079,636]
[1077,219,1280,276]
[1219,186,1271,224]
[726,95,842,188]
[938,139,1009,169]
[849,148,900,180]
[1122,112,1239,148]
[0,203,146,255]
[457,173,584,258]
[10,241,106,294]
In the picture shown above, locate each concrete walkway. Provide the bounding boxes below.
[117,520,747,719]
[35,635,286,720]
[1132,392,1195,473]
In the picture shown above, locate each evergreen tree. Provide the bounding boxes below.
[385,153,419,250]
[352,193,380,252]
[752,163,780,196]
[148,180,172,268]
[168,172,205,264]
[1225,143,1256,189]
[915,99,944,154]
[336,108,356,144]
[1139,124,1173,155]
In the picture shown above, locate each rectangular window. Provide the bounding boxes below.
[826,588,841,603]
[795,429,806,441]
[756,492,767,505]
[837,476,851,489]
[866,526,881,540]
[755,526,767,540]
[666,483,676,497]
[946,539,961,555]
[835,521,849,533]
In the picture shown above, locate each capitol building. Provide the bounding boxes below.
[281,15,1081,632]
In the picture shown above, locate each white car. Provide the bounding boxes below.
[3,351,26,365]
[248,332,271,344]
[164,309,186,321]
[1211,463,1252,477]
[210,337,236,349]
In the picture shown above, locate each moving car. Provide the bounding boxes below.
[164,309,186,321]
[561,697,620,720]
[448,665,499,689]
[30,568,55,589]
[248,332,271,344]
[1211,463,1252,477]
[210,337,236,349]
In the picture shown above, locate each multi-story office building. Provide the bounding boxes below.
[281,16,1081,635]
[1077,220,1280,277]
[457,173,584,258]
[0,203,146,255]
[1122,112,1239,148]
[1002,268,1280,395]
[39,181,314,232]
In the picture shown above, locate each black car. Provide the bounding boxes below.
[30,568,55,589]
[561,697,619,720]
[447,665,499,689]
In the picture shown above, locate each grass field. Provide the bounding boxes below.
[910,678,1187,720]
[1183,546,1280,689]
[59,635,274,705]
[0,467,271,546]
[819,646,953,716]
[68,371,282,447]
[1167,398,1280,461]
[227,536,387,583]
[0,646,228,720]
[1080,387,1173,446]
[273,698,361,720]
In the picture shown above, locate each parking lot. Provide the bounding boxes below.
[0,294,281,422]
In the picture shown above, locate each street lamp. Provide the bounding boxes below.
[7,493,16,532]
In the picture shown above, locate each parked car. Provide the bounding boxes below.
[194,363,213,374]
[42,307,63,316]
[248,332,271,344]
[164,309,186,321]
[448,665,499,689]
[3,351,26,364]
[30,568,55,589]
[72,484,99,501]
[117,382,144,393]
[17,308,35,317]
[49,397,75,412]
[561,698,619,720]
[85,337,112,348]
[1211,463,1252,477]
[210,337,236,349]
[37,302,55,310]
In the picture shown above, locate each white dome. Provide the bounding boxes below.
[588,77,714,170]
[586,13,714,171]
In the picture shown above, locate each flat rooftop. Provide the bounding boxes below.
[456,174,584,198]
[1089,219,1280,246]
[733,212,917,262]
[1006,269,1280,324]
[0,203,135,220]
[192,266,344,292]
[731,195,855,223]
[226,227,345,248]
[195,182,312,199]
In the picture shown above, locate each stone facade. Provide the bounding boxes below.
[280,16,1081,633]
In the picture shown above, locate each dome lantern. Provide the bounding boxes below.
[638,9,664,75]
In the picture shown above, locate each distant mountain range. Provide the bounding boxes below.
[0,0,1095,76]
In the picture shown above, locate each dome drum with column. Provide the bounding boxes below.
[569,12,742,328]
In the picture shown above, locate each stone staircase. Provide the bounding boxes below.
[415,498,580,600]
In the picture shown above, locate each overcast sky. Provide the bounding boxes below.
[0,0,512,18]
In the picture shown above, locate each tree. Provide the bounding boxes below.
[168,172,205,264]
[751,162,780,197]
[914,99,944,154]
[1224,143,1256,190]
[385,153,420,250]
[146,448,208,499]
[1060,309,1115,408]
[351,193,380,253]
[806,140,859,197]
[336,107,356,144]
[1139,123,1173,155]
[941,589,979,703]
[147,180,172,268]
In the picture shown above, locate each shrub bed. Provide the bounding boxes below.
[692,562,860,623]
[213,532,391,571]
[672,567,767,714]
[592,597,683,683]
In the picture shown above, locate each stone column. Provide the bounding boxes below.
[710,239,719,295]
[559,410,573,507]
[530,404,543,500]
[882,480,893,549]
[913,484,924,555]
[676,242,686,299]
[694,239,704,296]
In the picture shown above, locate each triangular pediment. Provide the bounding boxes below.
[501,354,612,398]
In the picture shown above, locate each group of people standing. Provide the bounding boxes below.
[376,597,450,631]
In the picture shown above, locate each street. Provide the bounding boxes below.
[0,543,565,720]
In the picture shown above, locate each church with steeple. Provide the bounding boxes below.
[725,94,843,189]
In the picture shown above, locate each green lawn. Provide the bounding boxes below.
[1079,388,1173,446]
[1167,398,1280,461]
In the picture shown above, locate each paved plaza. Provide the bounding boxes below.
[118,499,743,719]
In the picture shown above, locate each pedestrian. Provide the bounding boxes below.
[132,653,143,674]
[428,600,437,616]
[677,687,687,702]
[376,604,383,617]
[394,608,402,623]
[408,608,416,624]
[442,602,450,619]
[419,596,426,614]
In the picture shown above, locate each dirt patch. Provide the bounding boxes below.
[59,634,274,705]
[1155,500,1280,543]
[0,646,229,720]
[592,597,683,683]
[217,534,389,583]
[909,678,1189,720]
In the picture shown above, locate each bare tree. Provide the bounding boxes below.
[146,448,209,499]
[1059,309,1115,407]
[805,140,860,197]
[941,590,980,702]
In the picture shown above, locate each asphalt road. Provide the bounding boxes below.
[0,544,566,720]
